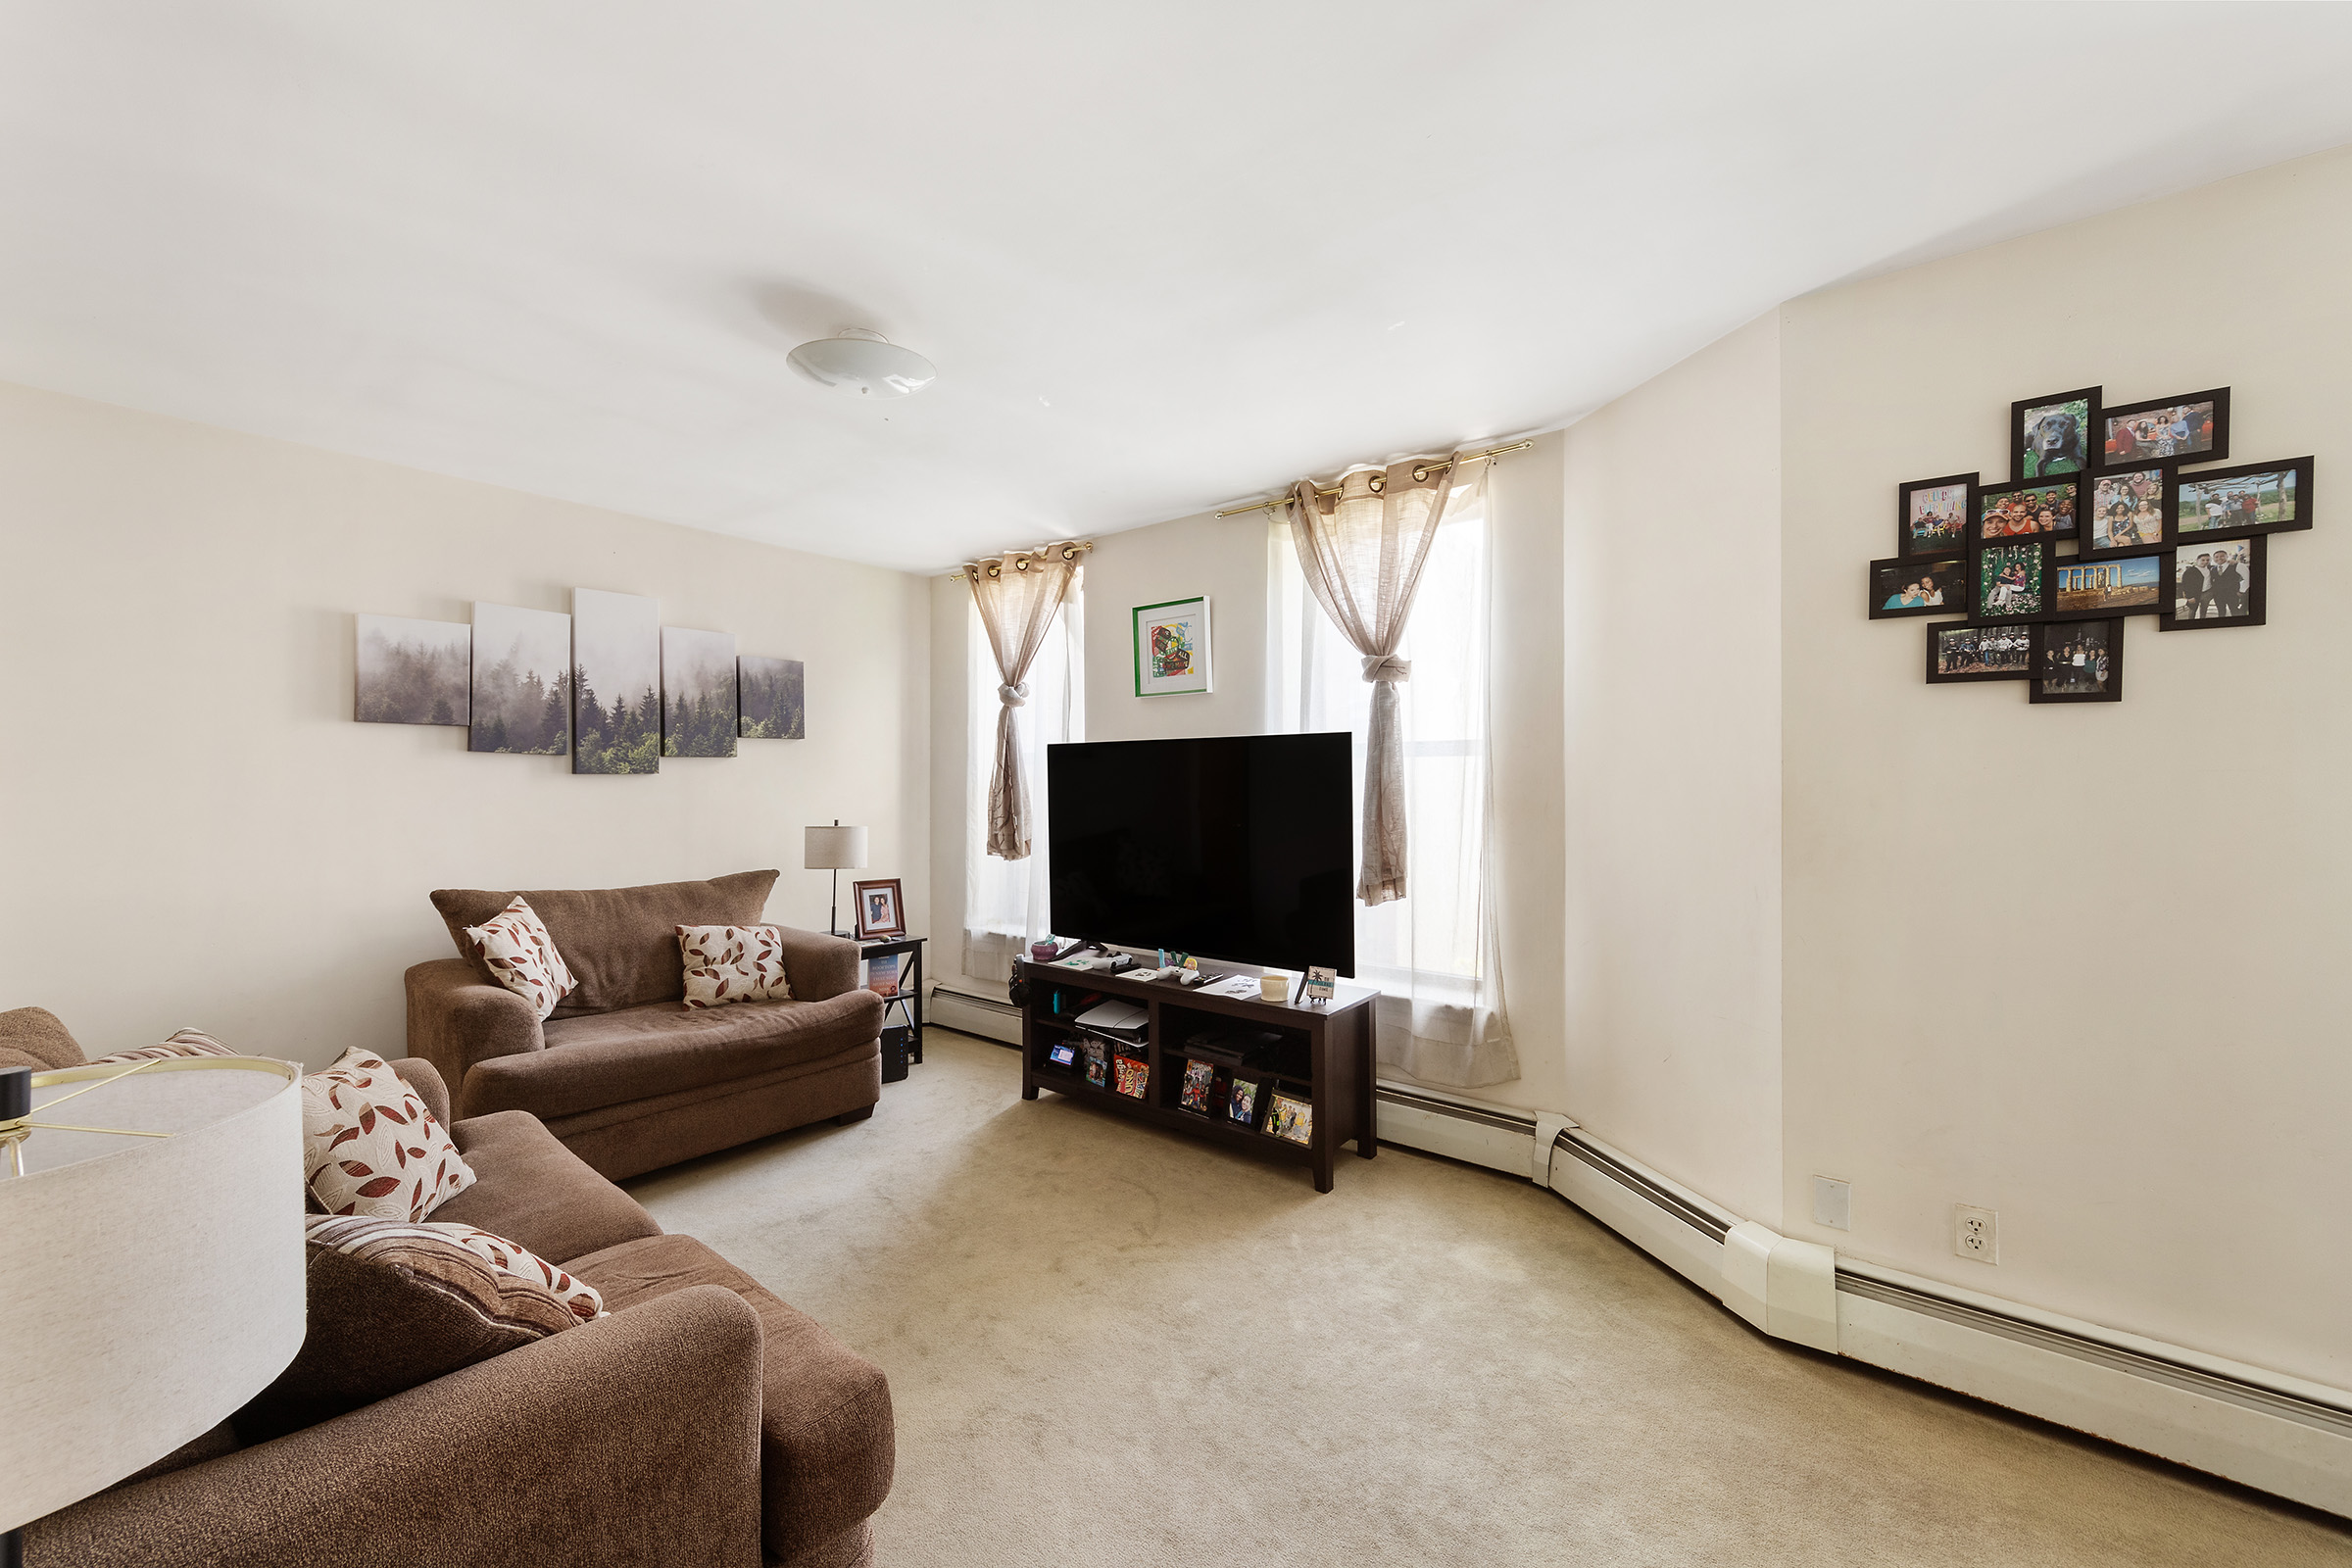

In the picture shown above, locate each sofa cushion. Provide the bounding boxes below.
[237,1214,595,1443]
[566,1234,894,1561]
[89,1028,239,1064]
[0,1004,84,1072]
[430,1109,662,1264]
[678,923,793,1008]
[301,1048,477,1220]
[430,870,779,1015]
[461,897,578,1020]
[464,989,884,1123]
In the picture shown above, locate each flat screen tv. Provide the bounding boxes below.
[1046,732,1355,977]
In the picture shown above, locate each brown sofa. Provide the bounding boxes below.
[25,1038,895,1568]
[407,870,885,1179]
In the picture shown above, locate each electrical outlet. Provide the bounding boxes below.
[1954,1204,1998,1264]
[1811,1176,1851,1231]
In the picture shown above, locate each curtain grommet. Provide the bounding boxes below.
[1411,465,1430,482]
[1368,474,1385,493]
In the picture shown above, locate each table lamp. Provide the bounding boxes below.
[804,820,869,938]
[0,1054,307,1563]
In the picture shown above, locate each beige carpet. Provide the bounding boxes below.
[628,1031,2351,1567]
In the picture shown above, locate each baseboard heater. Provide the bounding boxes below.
[1372,1083,2352,1517]
[927,983,1022,1047]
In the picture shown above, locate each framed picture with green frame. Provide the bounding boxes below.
[1131,596,1212,697]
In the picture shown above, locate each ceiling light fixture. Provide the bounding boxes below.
[786,327,937,398]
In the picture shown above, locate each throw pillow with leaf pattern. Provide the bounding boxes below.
[677,923,793,1008]
[300,1047,475,1219]
[462,896,576,1020]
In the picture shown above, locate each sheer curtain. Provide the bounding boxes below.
[963,588,1083,982]
[1269,468,1518,1088]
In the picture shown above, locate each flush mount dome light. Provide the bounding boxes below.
[786,327,937,398]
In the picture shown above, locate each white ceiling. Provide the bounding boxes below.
[5,4,2352,570]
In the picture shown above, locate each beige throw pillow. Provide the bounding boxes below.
[301,1048,476,1219]
[462,896,576,1020]
[90,1028,241,1064]
[677,923,793,1009]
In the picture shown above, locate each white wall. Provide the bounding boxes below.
[0,381,929,1068]
[1080,508,1272,744]
[1780,146,2352,1390]
[1559,321,1786,1224]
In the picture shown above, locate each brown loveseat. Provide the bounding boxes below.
[22,1033,895,1568]
[406,870,884,1179]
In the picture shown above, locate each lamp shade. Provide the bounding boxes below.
[0,1056,306,1533]
[805,824,869,871]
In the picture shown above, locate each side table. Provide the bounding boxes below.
[855,934,924,1083]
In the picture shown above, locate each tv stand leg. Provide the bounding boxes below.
[1022,1082,1039,1101]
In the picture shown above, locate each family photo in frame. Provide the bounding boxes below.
[851,877,906,940]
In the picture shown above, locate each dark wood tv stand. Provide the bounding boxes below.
[1016,960,1379,1192]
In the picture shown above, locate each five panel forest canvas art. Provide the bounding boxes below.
[351,590,807,764]
[1886,381,2311,705]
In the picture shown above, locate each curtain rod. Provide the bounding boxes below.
[946,540,1093,581]
[1212,438,1535,518]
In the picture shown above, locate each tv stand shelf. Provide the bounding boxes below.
[1016,960,1378,1192]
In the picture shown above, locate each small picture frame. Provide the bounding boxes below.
[1179,1057,1219,1115]
[2159,537,2266,631]
[850,878,906,940]
[1868,555,1966,618]
[2013,386,2099,480]
[1266,1091,1314,1146]
[1925,621,2033,684]
[1047,1042,1078,1070]
[1897,473,1976,559]
[1132,597,1212,697]
[1112,1054,1151,1100]
[1301,966,1338,1004]
[2031,618,2124,705]
[1976,476,2082,542]
[1971,538,2055,622]
[2172,457,2313,543]
[2099,389,2229,469]
[2080,466,2171,559]
[1228,1073,1265,1127]
[2052,555,2163,617]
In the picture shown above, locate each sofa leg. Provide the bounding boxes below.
[833,1104,875,1126]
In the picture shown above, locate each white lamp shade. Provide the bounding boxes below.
[0,1057,307,1531]
[805,824,869,871]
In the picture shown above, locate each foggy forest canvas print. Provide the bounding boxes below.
[739,655,806,739]
[356,614,470,725]
[469,604,571,755]
[573,588,662,774]
[662,626,738,757]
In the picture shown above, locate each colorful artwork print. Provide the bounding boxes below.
[738,655,806,739]
[1930,624,2031,679]
[2104,399,2220,465]
[356,614,470,726]
[469,604,571,755]
[1180,1058,1218,1114]
[1267,1092,1313,1146]
[1228,1077,1261,1124]
[571,588,662,775]
[1901,477,1972,555]
[2180,468,2297,535]
[2018,392,2092,478]
[2054,557,2160,615]
[1113,1054,1150,1099]
[2172,542,2254,621]
[661,626,738,758]
[1132,597,1212,696]
[1976,543,2046,619]
[1979,480,2077,540]
[2087,468,2167,553]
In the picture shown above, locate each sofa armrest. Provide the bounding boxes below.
[405,958,544,1092]
[772,926,861,1002]
[31,1285,765,1568]
[388,1056,452,1127]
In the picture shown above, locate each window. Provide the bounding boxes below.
[1268,479,1517,1087]
[961,587,1083,982]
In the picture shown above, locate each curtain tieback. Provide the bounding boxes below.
[1360,655,1411,684]
[998,682,1031,708]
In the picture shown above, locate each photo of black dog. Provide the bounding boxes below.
[2028,409,2082,473]
[2014,387,2096,479]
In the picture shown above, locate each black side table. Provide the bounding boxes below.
[855,935,924,1082]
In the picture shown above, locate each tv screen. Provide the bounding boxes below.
[1046,732,1355,977]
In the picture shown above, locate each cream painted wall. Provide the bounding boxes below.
[1780,147,2352,1389]
[0,381,928,1069]
[1560,325,1785,1224]
[1081,509,1271,744]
